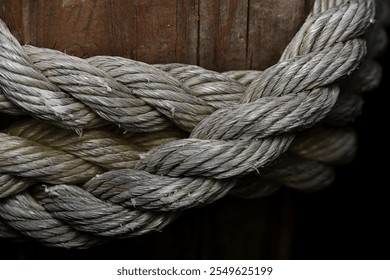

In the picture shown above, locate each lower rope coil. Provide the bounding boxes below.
[0,0,387,248]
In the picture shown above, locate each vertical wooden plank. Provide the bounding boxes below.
[0,0,24,42]
[216,0,250,71]
[198,0,250,71]
[175,0,200,65]
[105,0,137,58]
[247,0,314,70]
[197,0,219,69]
[118,0,178,62]
[32,1,104,56]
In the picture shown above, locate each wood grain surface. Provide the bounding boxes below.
[0,0,313,259]
[0,0,313,70]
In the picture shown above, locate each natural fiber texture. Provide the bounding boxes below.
[0,0,385,248]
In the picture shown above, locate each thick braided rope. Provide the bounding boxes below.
[0,0,380,247]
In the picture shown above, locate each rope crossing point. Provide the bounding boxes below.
[0,0,385,248]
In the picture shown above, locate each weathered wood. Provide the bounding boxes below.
[0,0,313,70]
[0,0,313,258]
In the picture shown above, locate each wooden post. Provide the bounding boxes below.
[0,0,312,70]
[0,0,313,258]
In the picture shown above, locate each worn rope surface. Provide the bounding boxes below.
[0,0,384,248]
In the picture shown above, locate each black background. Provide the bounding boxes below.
[291,31,390,259]
[0,30,389,261]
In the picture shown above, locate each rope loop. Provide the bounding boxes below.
[0,0,384,248]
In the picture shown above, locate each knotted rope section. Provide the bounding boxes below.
[0,0,384,248]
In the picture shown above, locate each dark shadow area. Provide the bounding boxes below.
[291,29,390,259]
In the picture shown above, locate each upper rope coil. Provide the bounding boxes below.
[0,0,384,248]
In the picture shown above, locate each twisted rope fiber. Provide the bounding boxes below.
[0,0,379,247]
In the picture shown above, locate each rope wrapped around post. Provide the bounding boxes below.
[0,0,386,248]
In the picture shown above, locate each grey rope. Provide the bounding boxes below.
[0,192,104,248]
[0,0,382,247]
[6,120,142,170]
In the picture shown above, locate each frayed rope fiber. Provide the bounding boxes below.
[0,0,386,248]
